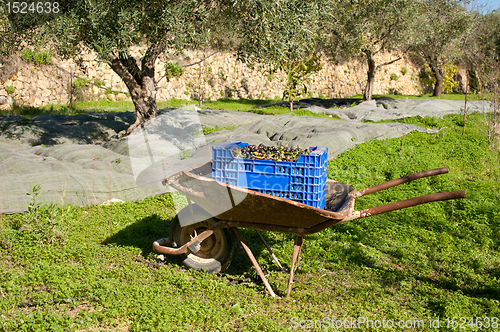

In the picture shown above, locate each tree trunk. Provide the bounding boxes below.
[108,43,164,135]
[363,51,376,101]
[429,62,444,97]
[128,78,160,134]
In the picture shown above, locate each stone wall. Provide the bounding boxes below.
[0,47,442,109]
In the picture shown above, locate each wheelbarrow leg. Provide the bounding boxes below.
[286,235,304,299]
[232,228,278,298]
[295,238,303,270]
[255,230,287,273]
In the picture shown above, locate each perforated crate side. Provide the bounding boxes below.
[211,142,328,208]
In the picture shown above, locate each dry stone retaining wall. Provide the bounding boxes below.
[0,48,441,108]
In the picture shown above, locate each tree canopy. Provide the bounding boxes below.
[413,0,473,96]
[231,0,324,111]
[3,0,216,134]
[321,0,422,100]
[466,10,500,86]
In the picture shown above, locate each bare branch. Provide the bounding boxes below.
[376,47,411,71]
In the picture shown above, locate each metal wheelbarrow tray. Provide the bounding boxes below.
[153,161,466,298]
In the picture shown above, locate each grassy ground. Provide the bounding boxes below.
[1,92,475,119]
[0,98,285,117]
[0,97,344,120]
[1,99,499,330]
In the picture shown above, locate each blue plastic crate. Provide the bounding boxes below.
[212,141,328,208]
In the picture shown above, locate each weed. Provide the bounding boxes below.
[177,150,191,160]
[72,77,89,89]
[401,67,408,75]
[93,79,105,87]
[197,124,238,135]
[165,62,184,82]
[20,184,67,247]
[5,85,15,95]
[21,49,52,64]
[390,73,399,80]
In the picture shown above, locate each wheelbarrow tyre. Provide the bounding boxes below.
[169,206,238,274]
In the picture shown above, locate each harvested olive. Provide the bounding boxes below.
[233,144,311,162]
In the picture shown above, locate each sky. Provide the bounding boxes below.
[472,0,500,12]
[484,0,500,11]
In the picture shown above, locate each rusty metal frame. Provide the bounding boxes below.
[153,166,467,297]
[286,235,304,298]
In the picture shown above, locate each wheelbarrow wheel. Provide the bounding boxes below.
[169,205,238,274]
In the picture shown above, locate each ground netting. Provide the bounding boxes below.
[0,98,492,213]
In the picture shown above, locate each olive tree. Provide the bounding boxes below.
[0,4,14,55]
[230,0,324,111]
[321,0,422,101]
[0,0,50,54]
[0,1,51,80]
[413,0,473,96]
[4,0,217,134]
[463,10,500,148]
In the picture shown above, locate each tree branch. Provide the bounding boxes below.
[375,47,411,71]
[156,51,220,84]
[142,42,166,76]
[183,51,220,68]
[117,51,142,84]
[108,51,141,91]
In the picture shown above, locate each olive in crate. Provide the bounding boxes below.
[233,144,311,162]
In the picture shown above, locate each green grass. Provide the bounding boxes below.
[1,109,499,330]
[0,98,285,118]
[292,109,342,120]
[158,98,198,109]
[0,93,477,119]
[199,97,282,112]
[0,101,135,118]
[196,124,239,135]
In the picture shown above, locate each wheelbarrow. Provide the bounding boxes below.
[153,162,466,298]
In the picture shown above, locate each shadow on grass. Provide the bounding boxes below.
[102,212,500,304]
[103,213,173,257]
[101,213,270,276]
